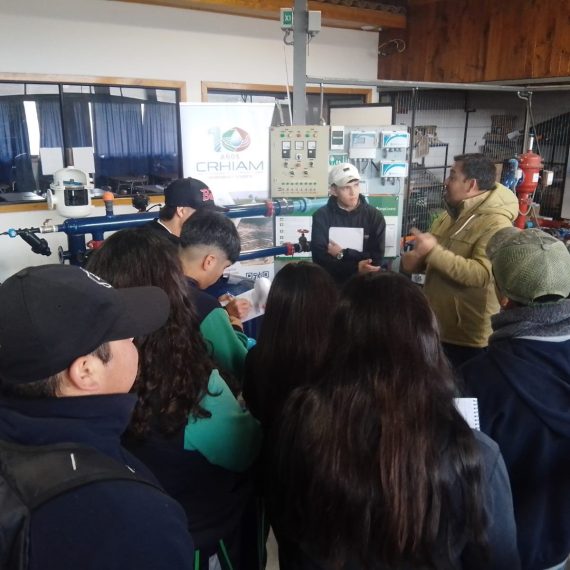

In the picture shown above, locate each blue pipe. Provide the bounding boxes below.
[223,197,328,218]
[57,198,329,236]
[4,197,328,266]
[59,212,157,235]
[54,212,156,265]
[223,204,270,218]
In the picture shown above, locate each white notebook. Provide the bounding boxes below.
[454,397,480,430]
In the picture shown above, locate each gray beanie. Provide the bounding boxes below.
[487,227,570,305]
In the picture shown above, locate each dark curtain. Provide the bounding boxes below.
[0,103,12,184]
[143,102,178,179]
[63,97,92,148]
[92,100,146,181]
[37,99,64,148]
[0,99,32,188]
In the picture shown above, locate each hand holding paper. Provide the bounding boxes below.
[327,240,343,257]
[223,277,272,323]
[221,296,251,320]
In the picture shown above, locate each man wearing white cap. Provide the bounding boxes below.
[311,163,385,284]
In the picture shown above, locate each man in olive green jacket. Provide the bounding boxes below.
[402,154,519,367]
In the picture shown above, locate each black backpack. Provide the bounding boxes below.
[0,439,164,570]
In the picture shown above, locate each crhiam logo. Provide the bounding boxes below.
[209,127,251,152]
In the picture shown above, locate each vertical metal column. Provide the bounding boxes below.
[521,92,532,155]
[58,84,71,167]
[399,89,419,235]
[462,93,470,155]
[293,0,308,125]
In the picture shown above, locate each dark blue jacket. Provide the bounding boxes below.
[0,394,194,570]
[123,371,261,559]
[147,218,181,245]
[461,337,570,570]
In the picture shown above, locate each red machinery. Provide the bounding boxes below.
[515,136,543,229]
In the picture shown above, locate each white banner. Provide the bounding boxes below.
[180,103,274,206]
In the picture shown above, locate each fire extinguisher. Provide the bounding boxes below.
[515,136,543,229]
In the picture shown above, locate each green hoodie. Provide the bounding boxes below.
[424,183,519,347]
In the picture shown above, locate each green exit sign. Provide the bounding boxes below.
[280,7,293,29]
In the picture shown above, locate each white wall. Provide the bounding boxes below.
[0,0,379,101]
[0,204,147,281]
[0,0,379,280]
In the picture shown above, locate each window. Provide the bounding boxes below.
[0,77,183,200]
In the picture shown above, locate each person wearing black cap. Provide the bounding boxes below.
[0,265,195,569]
[149,177,225,243]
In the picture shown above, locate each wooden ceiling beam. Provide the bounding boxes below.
[114,0,406,30]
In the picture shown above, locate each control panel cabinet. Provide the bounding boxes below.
[270,125,330,198]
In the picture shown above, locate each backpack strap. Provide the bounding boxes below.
[0,439,165,570]
[0,439,163,509]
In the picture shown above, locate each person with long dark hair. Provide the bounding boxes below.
[243,261,339,430]
[268,271,520,570]
[86,227,261,570]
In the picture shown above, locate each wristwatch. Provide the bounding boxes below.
[336,250,344,260]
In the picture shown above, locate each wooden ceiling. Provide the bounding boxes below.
[114,0,407,31]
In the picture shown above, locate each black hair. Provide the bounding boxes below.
[268,272,488,568]
[244,262,338,429]
[179,210,241,263]
[86,228,216,438]
[1,343,111,399]
[454,153,497,191]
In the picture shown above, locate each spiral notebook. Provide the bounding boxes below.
[454,398,480,430]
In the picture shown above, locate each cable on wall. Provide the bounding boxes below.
[378,39,406,57]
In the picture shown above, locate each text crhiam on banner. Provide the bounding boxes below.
[179,103,274,206]
[180,102,276,281]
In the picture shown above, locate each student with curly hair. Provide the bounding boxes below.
[87,227,261,570]
[268,272,520,570]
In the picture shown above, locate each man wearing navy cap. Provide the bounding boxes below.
[0,264,195,569]
[149,177,225,243]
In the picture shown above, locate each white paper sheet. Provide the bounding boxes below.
[220,277,271,323]
[329,226,364,251]
[454,397,480,430]
[39,147,64,175]
[72,147,96,174]
[231,289,265,322]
